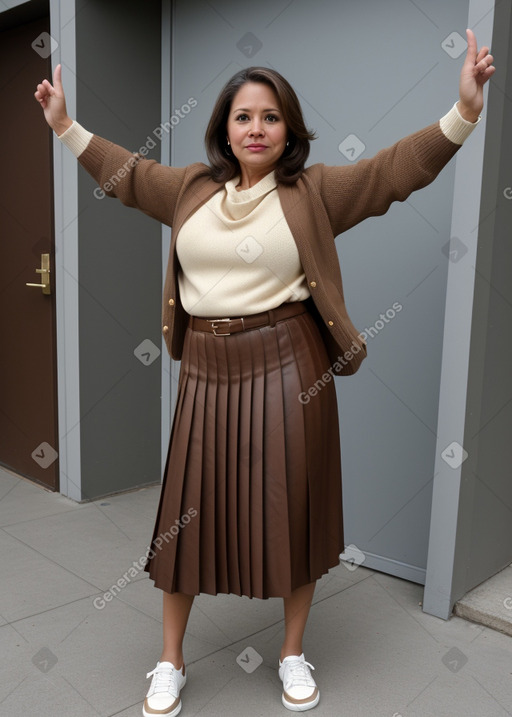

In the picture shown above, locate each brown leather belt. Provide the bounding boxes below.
[189,300,308,336]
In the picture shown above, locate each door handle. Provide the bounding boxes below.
[26,253,51,295]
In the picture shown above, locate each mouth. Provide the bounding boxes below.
[246,144,268,152]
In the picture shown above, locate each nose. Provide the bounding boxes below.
[248,120,264,137]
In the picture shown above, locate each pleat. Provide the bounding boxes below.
[212,334,230,595]
[144,306,344,599]
[225,336,242,595]
[286,313,343,579]
[174,328,205,594]
[197,330,218,591]
[275,319,310,589]
[145,326,199,594]
[235,330,255,596]
[259,326,292,596]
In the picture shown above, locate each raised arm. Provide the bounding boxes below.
[321,28,495,237]
[34,64,192,227]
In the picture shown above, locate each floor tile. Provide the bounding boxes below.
[3,595,161,716]
[0,470,80,528]
[0,529,97,622]
[3,501,155,591]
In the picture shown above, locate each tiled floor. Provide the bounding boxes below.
[1,466,511,716]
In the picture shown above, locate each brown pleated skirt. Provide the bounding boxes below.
[144,299,344,599]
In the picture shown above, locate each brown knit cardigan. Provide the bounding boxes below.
[77,121,460,375]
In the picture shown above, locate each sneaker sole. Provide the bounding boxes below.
[143,698,182,717]
[282,690,320,712]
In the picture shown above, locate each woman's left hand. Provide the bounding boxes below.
[457,28,495,122]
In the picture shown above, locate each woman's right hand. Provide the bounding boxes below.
[34,63,72,136]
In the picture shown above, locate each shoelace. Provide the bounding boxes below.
[146,664,180,695]
[282,658,316,688]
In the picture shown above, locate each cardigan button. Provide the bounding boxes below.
[163,325,169,334]
[309,281,317,288]
[168,298,175,306]
[328,320,334,326]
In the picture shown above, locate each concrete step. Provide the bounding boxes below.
[454,564,512,637]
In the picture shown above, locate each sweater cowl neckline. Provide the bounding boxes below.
[223,170,277,220]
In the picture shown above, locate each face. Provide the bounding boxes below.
[226,82,288,181]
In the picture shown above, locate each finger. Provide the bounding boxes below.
[53,63,63,91]
[465,28,478,62]
[41,78,55,97]
[481,64,495,79]
[34,89,47,107]
[35,82,49,100]
[476,54,494,73]
[476,46,490,64]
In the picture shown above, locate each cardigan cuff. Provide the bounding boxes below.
[56,120,94,157]
[439,102,481,145]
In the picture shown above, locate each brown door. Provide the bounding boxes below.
[0,16,59,490]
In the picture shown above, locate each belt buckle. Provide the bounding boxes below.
[209,317,232,336]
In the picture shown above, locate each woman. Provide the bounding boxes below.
[35,29,494,716]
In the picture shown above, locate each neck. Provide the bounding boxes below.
[236,165,275,191]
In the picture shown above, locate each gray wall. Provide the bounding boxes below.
[76,0,162,499]
[170,0,470,581]
[454,0,512,596]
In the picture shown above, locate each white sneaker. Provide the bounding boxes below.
[143,660,187,717]
[278,653,320,711]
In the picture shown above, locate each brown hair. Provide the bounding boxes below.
[204,67,316,185]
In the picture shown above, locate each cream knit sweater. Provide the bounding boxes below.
[58,102,479,316]
[174,170,311,315]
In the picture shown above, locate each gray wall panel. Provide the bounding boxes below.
[76,0,162,499]
[455,0,512,595]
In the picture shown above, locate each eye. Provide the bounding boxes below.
[236,113,249,121]
[265,114,279,122]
